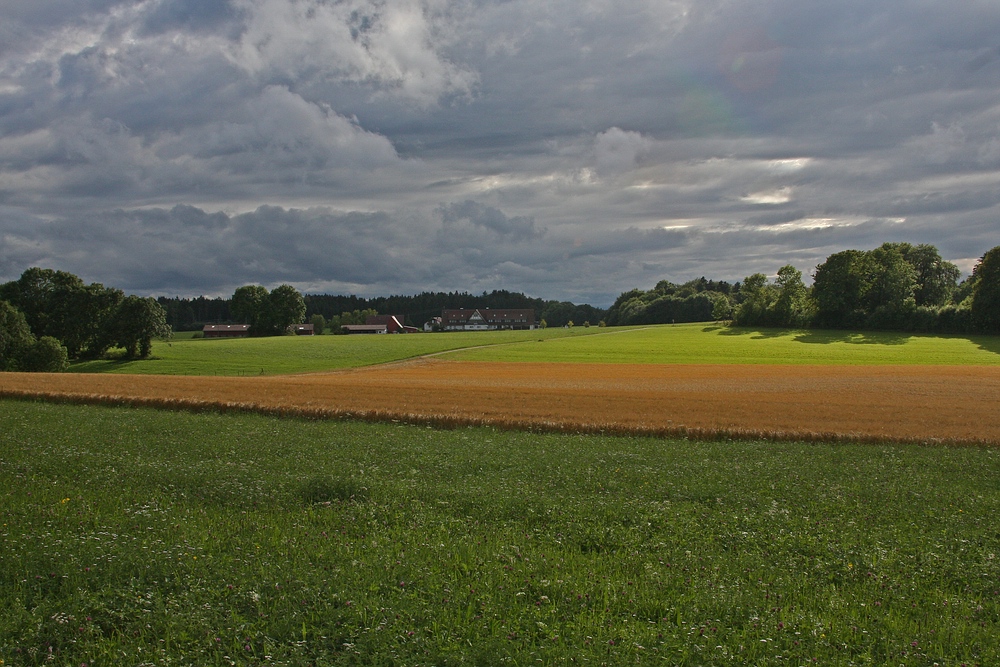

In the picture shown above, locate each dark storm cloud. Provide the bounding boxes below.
[1,0,999,302]
[0,204,426,295]
[566,226,691,261]
[437,200,544,243]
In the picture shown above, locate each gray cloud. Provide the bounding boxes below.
[1,0,1000,305]
[438,200,544,243]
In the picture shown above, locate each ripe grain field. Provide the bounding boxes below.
[2,325,1000,444]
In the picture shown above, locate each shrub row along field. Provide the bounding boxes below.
[2,400,998,665]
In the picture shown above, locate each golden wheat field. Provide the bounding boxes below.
[2,360,998,444]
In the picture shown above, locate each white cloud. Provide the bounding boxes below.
[593,127,652,176]
[741,187,792,205]
[230,0,477,106]
[164,86,401,169]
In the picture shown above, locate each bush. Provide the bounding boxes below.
[936,304,972,333]
[0,299,34,370]
[300,476,368,504]
[20,336,69,372]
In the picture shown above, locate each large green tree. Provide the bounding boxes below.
[231,285,270,332]
[772,265,810,327]
[971,246,1000,332]
[812,250,869,328]
[0,268,123,358]
[110,295,172,358]
[0,300,68,372]
[889,243,961,307]
[0,300,34,371]
[231,284,306,336]
[862,244,917,327]
[20,336,69,372]
[732,273,773,326]
[264,284,307,336]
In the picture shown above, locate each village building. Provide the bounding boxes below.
[341,314,419,334]
[202,324,250,338]
[440,308,536,331]
[202,323,315,337]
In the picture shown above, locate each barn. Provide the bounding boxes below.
[202,324,250,338]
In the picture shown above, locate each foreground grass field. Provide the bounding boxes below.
[3,400,998,665]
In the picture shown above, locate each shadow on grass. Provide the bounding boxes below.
[719,324,1000,353]
[67,355,157,373]
[793,330,911,346]
[717,325,911,345]
[970,334,1000,357]
[68,359,135,373]
[711,326,803,340]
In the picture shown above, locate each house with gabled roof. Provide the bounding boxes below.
[202,324,250,338]
[440,308,536,331]
[342,314,419,334]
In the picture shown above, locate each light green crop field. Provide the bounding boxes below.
[70,324,1000,376]
[2,400,998,665]
[68,327,606,376]
[445,323,1000,365]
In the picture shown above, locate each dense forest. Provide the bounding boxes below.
[607,243,1000,334]
[159,290,606,331]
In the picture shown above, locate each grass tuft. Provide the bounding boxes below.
[300,475,368,504]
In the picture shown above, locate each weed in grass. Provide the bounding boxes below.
[300,476,368,504]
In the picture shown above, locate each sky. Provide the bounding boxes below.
[1,1,999,306]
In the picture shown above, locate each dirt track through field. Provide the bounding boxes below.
[2,361,998,444]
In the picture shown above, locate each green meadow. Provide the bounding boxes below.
[446,324,1000,366]
[68,327,607,376]
[12,325,1000,664]
[3,400,999,665]
[70,324,1000,376]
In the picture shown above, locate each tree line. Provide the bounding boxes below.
[159,289,607,331]
[7,241,993,374]
[607,243,1000,334]
[0,268,171,371]
[605,277,737,326]
[300,290,605,331]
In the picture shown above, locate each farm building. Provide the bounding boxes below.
[342,315,419,335]
[290,324,314,335]
[441,308,536,331]
[202,324,250,338]
[367,315,419,333]
[341,324,389,334]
